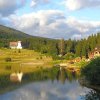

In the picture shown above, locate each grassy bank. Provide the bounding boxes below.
[0,48,53,75]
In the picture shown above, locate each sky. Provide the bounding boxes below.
[0,0,100,39]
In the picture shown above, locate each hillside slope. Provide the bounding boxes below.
[0,25,31,39]
[0,25,58,57]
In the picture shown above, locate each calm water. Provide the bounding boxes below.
[0,68,99,100]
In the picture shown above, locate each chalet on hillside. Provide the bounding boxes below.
[10,41,22,49]
[88,47,100,59]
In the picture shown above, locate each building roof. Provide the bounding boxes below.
[89,46,100,55]
[93,46,100,52]
[10,42,18,47]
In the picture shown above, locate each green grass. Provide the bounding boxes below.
[74,60,88,68]
[0,48,53,75]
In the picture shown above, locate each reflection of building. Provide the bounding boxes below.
[10,41,22,49]
[10,72,23,82]
[88,47,100,59]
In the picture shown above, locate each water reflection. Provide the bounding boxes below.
[57,67,78,84]
[0,80,90,100]
[0,67,99,100]
[23,67,79,84]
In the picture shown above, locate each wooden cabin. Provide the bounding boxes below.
[88,47,100,59]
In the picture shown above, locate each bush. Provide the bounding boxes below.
[52,55,64,60]
[64,53,76,60]
[5,65,11,70]
[5,57,12,62]
[81,57,100,85]
[84,90,100,100]
[18,49,21,53]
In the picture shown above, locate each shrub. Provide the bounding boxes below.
[18,49,21,53]
[64,53,76,60]
[84,90,100,100]
[52,55,64,60]
[5,65,11,70]
[5,57,12,62]
[81,57,100,85]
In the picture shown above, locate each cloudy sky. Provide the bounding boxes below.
[0,0,100,39]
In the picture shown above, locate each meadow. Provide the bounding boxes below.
[0,48,53,75]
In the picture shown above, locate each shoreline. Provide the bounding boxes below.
[79,77,100,92]
[0,67,58,95]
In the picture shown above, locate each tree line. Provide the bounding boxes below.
[0,25,100,59]
[22,33,100,59]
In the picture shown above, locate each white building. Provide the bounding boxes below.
[10,72,23,82]
[10,41,22,49]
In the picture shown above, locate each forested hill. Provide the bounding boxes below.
[0,25,57,55]
[0,25,55,40]
[0,25,31,39]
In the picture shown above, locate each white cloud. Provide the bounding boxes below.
[71,34,82,40]
[6,10,100,39]
[66,17,100,39]
[63,0,100,11]
[9,10,65,37]
[30,1,37,7]
[30,0,49,7]
[0,0,26,16]
[0,80,90,100]
[67,17,100,32]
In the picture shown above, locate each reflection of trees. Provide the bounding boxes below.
[56,67,78,84]
[23,67,79,85]
[66,70,78,83]
[84,90,100,100]
[23,67,59,82]
[57,68,66,84]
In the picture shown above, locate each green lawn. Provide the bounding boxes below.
[0,48,53,75]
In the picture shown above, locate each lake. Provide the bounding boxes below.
[0,67,99,100]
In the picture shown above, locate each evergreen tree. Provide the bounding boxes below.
[58,39,65,56]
